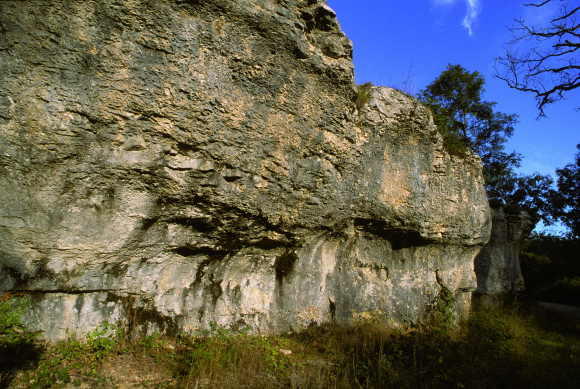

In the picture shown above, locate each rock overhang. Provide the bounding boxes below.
[0,0,490,339]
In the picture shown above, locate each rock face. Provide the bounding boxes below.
[0,0,490,339]
[473,206,538,305]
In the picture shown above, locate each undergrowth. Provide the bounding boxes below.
[0,293,44,388]
[22,321,122,388]
[2,298,579,389]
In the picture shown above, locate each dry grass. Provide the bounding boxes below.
[3,303,580,389]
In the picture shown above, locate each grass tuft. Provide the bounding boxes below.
[355,82,373,110]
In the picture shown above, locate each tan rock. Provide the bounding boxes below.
[0,0,490,339]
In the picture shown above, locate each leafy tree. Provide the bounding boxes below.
[418,64,554,221]
[504,173,555,219]
[550,143,580,237]
[518,145,580,306]
[494,0,580,117]
[520,232,580,305]
[418,65,519,193]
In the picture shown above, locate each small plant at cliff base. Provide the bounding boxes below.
[25,321,122,388]
[7,304,580,389]
[0,293,29,336]
[175,321,299,388]
[431,284,457,333]
[355,81,373,110]
[0,293,44,388]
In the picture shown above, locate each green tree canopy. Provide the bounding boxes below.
[550,144,580,238]
[418,64,519,196]
[418,64,553,221]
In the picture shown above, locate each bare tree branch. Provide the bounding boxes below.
[494,0,580,117]
[525,1,552,7]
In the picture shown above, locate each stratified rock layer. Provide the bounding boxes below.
[473,206,538,305]
[0,0,490,339]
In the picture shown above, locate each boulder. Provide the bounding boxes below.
[0,0,490,339]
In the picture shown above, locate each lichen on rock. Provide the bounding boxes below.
[0,0,490,339]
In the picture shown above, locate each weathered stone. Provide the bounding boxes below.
[0,0,490,339]
[473,205,539,306]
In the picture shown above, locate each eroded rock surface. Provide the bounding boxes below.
[0,0,490,339]
[473,206,538,305]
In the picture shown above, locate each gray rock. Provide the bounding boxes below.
[473,205,539,306]
[0,0,490,340]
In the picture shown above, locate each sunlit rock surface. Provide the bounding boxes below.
[0,0,490,339]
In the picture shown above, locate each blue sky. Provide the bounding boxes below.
[327,0,579,180]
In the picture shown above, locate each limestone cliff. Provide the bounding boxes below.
[0,0,491,339]
[473,205,538,305]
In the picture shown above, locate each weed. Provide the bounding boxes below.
[0,294,44,387]
[0,293,29,332]
[387,64,419,98]
[25,321,122,388]
[431,279,457,333]
[355,82,373,110]
[4,303,580,388]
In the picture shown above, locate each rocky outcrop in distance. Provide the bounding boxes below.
[473,205,539,305]
[0,0,491,339]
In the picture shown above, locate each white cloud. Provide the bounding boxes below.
[432,0,481,36]
[462,0,481,36]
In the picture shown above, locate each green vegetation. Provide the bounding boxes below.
[11,321,122,388]
[417,64,520,187]
[0,293,44,387]
[430,281,457,333]
[0,293,29,332]
[417,64,554,221]
[515,147,579,309]
[2,296,579,389]
[355,82,373,110]
[550,144,580,238]
[520,233,580,306]
[417,64,518,161]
